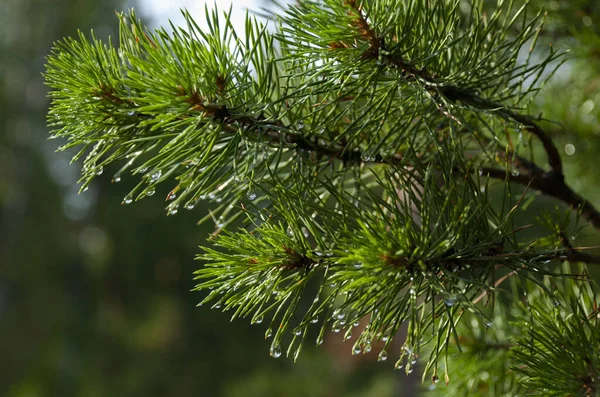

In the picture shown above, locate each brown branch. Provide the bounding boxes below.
[333,4,600,233]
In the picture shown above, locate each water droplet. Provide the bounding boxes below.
[302,227,310,238]
[364,341,372,353]
[113,176,121,183]
[352,345,361,355]
[432,375,440,384]
[394,360,403,370]
[146,188,155,197]
[265,328,273,339]
[336,311,345,321]
[185,202,195,210]
[168,207,178,215]
[95,166,103,175]
[343,329,352,340]
[127,110,136,117]
[406,366,413,374]
[269,344,282,358]
[294,328,302,336]
[167,192,177,201]
[511,169,520,176]
[553,299,561,307]
[332,322,341,333]
[150,170,162,181]
[382,335,390,342]
[123,197,133,204]
[310,317,319,324]
[444,297,456,307]
[82,187,89,192]
[247,191,257,200]
[138,167,148,174]
[484,320,492,328]
[353,321,359,327]
[353,262,363,269]
[213,303,221,309]
[378,350,388,362]
[254,314,264,324]
[316,334,324,346]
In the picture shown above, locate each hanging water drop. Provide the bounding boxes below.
[511,168,520,176]
[247,191,257,201]
[95,166,103,175]
[432,375,440,384]
[364,341,372,353]
[378,350,388,362]
[150,170,162,181]
[294,328,303,336]
[265,328,273,339]
[394,360,403,370]
[444,297,457,307]
[123,196,133,205]
[146,188,155,197]
[316,334,324,346]
[138,167,148,174]
[167,192,177,201]
[269,344,282,358]
[352,345,361,355]
[168,206,178,215]
[113,176,121,183]
[254,314,264,324]
[310,317,319,324]
[332,322,341,333]
[185,202,195,210]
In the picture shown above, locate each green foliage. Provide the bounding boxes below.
[44,0,600,396]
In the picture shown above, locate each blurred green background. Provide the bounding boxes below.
[0,0,598,396]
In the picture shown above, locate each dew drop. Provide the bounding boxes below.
[353,262,363,269]
[444,297,456,307]
[265,328,273,339]
[352,345,361,355]
[185,202,195,210]
[394,360,403,370]
[95,166,103,175]
[378,350,388,362]
[294,328,303,336]
[432,375,440,384]
[247,191,257,200]
[254,314,264,324]
[310,317,319,324]
[146,188,155,197]
[150,170,162,181]
[123,197,133,205]
[332,322,341,333]
[113,176,121,183]
[138,167,148,174]
[168,207,178,215]
[511,169,520,176]
[269,344,282,358]
[364,341,372,353]
[316,334,324,346]
[302,227,310,238]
